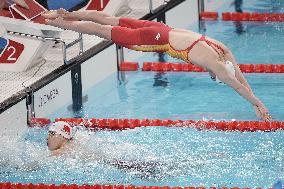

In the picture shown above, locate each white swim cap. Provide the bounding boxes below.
[49,121,73,139]
[215,60,236,84]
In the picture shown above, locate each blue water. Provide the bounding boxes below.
[50,72,284,121]
[205,0,284,64]
[1,0,284,188]
[202,21,284,64]
[242,0,284,13]
[219,0,284,64]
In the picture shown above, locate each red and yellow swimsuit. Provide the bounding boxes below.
[111,18,225,63]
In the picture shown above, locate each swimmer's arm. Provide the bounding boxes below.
[212,63,259,104]
[42,9,119,26]
[213,63,270,121]
[46,18,112,40]
[232,62,252,92]
[104,159,160,174]
[231,62,269,118]
[225,53,265,118]
[64,10,120,26]
[224,51,252,92]
[21,161,40,171]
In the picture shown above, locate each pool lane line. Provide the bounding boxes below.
[30,117,284,132]
[119,62,284,73]
[200,11,284,22]
[0,182,281,189]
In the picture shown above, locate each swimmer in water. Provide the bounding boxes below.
[42,9,271,121]
[47,121,74,156]
[47,121,163,178]
[0,0,29,10]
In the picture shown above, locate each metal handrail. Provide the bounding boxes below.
[116,45,125,82]
[198,0,205,13]
[149,0,153,13]
[25,88,35,125]
[7,31,84,65]
[148,0,169,14]
[198,0,206,33]
[79,33,83,55]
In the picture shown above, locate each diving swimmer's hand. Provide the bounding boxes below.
[253,104,272,122]
[42,8,67,19]
[45,17,67,28]
[42,9,80,21]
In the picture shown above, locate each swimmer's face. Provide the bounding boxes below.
[47,131,68,151]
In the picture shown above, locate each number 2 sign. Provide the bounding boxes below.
[0,37,24,64]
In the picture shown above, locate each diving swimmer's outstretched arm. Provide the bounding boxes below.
[210,61,270,121]
[224,51,266,119]
[45,18,113,39]
[42,8,120,26]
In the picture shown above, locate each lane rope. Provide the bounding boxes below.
[199,11,284,22]
[222,12,284,22]
[119,62,284,73]
[30,117,284,132]
[0,183,275,189]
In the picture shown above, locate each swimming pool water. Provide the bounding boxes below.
[0,123,283,188]
[204,0,284,64]
[242,0,284,13]
[50,72,284,121]
[201,21,284,64]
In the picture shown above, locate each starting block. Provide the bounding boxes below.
[0,0,63,72]
[0,16,62,72]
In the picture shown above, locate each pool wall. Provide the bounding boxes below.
[34,45,117,118]
[0,0,230,134]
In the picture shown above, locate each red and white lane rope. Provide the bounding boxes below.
[119,62,284,73]
[30,117,284,132]
[199,11,284,22]
[222,12,284,22]
[0,183,274,189]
